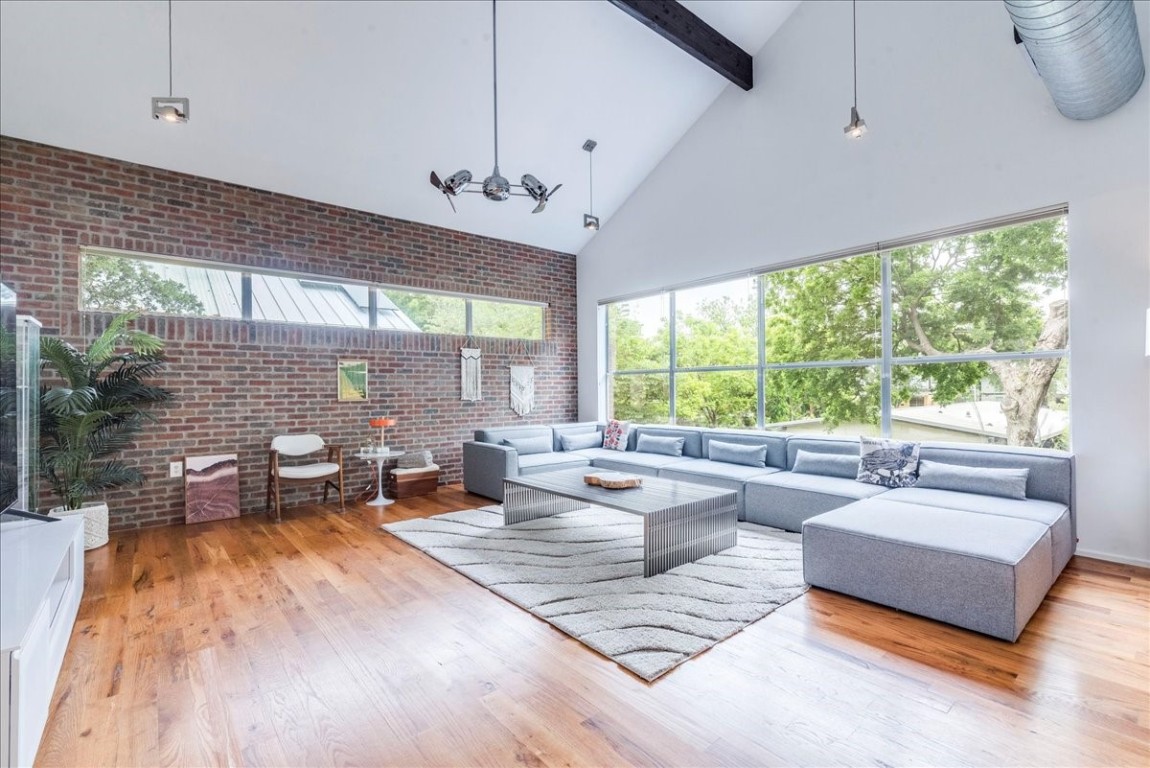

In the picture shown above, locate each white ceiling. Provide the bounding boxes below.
[0,0,800,255]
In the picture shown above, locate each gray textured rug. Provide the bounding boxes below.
[382,505,808,681]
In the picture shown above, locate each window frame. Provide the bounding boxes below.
[602,206,1070,444]
[79,247,548,341]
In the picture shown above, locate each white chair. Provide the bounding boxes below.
[265,434,345,523]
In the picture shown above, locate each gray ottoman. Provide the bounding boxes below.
[802,498,1053,641]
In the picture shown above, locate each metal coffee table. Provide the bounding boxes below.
[503,468,738,577]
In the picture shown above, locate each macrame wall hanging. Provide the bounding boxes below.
[460,344,482,402]
[509,365,534,416]
[509,340,535,417]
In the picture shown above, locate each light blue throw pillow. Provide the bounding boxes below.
[916,460,1029,500]
[791,449,859,479]
[559,431,603,452]
[708,440,767,468]
[501,436,553,455]
[636,434,686,457]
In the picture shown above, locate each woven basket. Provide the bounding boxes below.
[398,450,433,469]
[49,502,110,550]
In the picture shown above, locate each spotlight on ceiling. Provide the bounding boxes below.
[843,0,867,139]
[152,97,189,123]
[844,106,866,139]
[583,139,599,231]
[151,0,190,124]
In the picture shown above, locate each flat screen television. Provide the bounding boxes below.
[0,282,18,513]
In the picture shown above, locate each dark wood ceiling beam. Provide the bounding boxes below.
[607,0,753,91]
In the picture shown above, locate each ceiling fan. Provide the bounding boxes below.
[429,0,561,214]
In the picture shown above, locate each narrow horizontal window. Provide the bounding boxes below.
[79,249,548,341]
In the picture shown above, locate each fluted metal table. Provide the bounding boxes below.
[502,468,738,577]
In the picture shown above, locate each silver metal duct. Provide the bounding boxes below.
[1005,0,1145,120]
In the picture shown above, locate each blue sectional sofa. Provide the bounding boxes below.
[461,423,1075,641]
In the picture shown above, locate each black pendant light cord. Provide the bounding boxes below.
[168,0,174,97]
[492,0,499,172]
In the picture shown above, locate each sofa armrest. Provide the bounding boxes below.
[463,440,518,501]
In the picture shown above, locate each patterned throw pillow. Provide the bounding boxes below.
[857,437,920,488]
[602,419,631,451]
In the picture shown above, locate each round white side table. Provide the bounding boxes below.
[356,449,405,506]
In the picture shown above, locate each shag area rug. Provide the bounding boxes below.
[382,505,808,681]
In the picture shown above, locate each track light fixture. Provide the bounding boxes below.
[152,0,189,123]
[843,0,866,139]
[429,0,560,213]
[583,139,599,231]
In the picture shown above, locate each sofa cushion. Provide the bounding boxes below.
[916,460,1029,500]
[661,459,781,483]
[707,440,767,467]
[559,431,603,452]
[659,460,781,521]
[636,434,686,457]
[918,443,1073,508]
[632,426,704,457]
[785,436,859,470]
[857,437,920,488]
[880,487,1073,578]
[589,451,693,477]
[702,430,788,469]
[551,422,602,452]
[518,452,591,474]
[475,425,552,445]
[802,499,1053,641]
[502,435,553,455]
[744,471,889,531]
[792,449,859,479]
[603,419,631,451]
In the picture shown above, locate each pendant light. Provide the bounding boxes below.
[583,139,599,231]
[843,0,866,139]
[151,0,189,122]
[429,0,560,213]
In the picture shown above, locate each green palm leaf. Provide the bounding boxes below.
[40,313,173,510]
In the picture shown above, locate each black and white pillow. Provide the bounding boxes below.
[857,437,920,488]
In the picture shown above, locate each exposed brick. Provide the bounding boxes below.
[0,137,578,532]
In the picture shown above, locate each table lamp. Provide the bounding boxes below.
[369,417,396,452]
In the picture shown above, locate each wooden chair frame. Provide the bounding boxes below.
[265,438,345,523]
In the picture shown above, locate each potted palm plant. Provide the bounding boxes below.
[39,314,174,548]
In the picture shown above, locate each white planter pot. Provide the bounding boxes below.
[49,501,110,550]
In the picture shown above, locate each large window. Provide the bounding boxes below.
[602,213,1070,448]
[81,249,546,340]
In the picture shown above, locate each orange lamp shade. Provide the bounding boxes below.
[370,417,396,428]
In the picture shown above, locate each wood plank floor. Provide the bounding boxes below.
[36,487,1150,767]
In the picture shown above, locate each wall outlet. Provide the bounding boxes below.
[169,461,183,478]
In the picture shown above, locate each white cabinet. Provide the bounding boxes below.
[0,516,84,768]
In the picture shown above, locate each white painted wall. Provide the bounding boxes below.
[577,0,1150,566]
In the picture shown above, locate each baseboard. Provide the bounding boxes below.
[1075,548,1150,569]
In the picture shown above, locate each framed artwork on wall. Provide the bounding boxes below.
[338,359,368,401]
[184,453,240,524]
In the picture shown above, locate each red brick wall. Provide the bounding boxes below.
[0,137,577,531]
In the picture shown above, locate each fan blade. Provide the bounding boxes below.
[532,198,547,214]
[430,170,444,190]
[447,194,457,213]
[546,183,562,200]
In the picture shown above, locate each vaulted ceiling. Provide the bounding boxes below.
[0,0,800,254]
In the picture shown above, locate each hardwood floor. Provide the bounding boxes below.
[36,487,1150,767]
